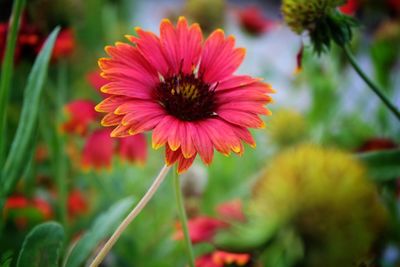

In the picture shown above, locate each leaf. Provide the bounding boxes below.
[63,197,134,267]
[16,222,65,267]
[357,149,400,182]
[0,0,27,165]
[0,251,13,267]
[0,27,60,196]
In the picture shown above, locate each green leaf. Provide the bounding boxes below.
[63,197,135,267]
[0,0,27,165]
[16,222,65,267]
[0,251,13,267]
[0,27,60,196]
[357,149,400,182]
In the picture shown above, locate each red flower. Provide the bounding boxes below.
[339,0,360,15]
[357,138,397,152]
[4,195,53,229]
[51,28,75,61]
[118,134,148,164]
[82,128,114,170]
[68,189,88,218]
[62,100,97,136]
[196,254,220,267]
[174,216,227,244]
[238,6,275,36]
[96,16,273,173]
[216,199,245,222]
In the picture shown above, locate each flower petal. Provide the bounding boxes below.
[200,30,245,84]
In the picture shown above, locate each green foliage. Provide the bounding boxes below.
[63,197,134,267]
[358,149,400,182]
[16,222,65,267]
[0,27,60,197]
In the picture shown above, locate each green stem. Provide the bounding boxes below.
[55,60,68,226]
[0,0,27,167]
[342,45,400,121]
[173,166,195,267]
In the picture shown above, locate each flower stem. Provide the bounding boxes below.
[342,45,400,121]
[89,164,171,267]
[173,166,195,267]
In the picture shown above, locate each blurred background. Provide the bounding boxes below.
[1,0,400,266]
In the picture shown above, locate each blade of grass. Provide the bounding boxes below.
[0,0,27,166]
[0,27,60,197]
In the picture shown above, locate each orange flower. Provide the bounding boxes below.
[212,251,250,266]
[81,129,114,170]
[96,16,273,173]
[62,100,97,136]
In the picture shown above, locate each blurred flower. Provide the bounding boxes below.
[4,195,53,229]
[62,100,97,136]
[82,129,114,170]
[266,109,308,147]
[212,251,250,266]
[196,251,250,267]
[96,16,273,173]
[358,137,398,152]
[250,144,387,267]
[87,71,109,91]
[0,19,41,63]
[216,199,245,222]
[281,0,355,53]
[237,6,275,36]
[68,189,88,218]
[118,134,147,164]
[174,216,227,244]
[51,28,75,61]
[339,0,360,15]
[183,0,226,35]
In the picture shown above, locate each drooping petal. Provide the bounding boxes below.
[188,123,214,165]
[177,151,197,173]
[199,30,245,84]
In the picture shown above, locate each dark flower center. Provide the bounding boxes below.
[155,72,216,121]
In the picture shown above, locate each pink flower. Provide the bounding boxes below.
[96,16,273,173]
[238,6,275,36]
[118,134,148,164]
[81,129,114,170]
[62,100,97,136]
[174,216,227,244]
[216,199,245,222]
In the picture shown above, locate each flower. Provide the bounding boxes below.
[266,109,308,147]
[237,6,275,36]
[96,17,273,173]
[281,0,355,53]
[68,189,88,218]
[87,71,109,92]
[216,199,245,222]
[250,144,387,267]
[173,216,227,244]
[81,129,114,170]
[196,251,250,267]
[51,28,75,61]
[62,100,98,136]
[4,195,53,229]
[339,0,360,15]
[118,134,148,164]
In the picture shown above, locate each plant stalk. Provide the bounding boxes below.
[89,164,171,267]
[173,166,195,267]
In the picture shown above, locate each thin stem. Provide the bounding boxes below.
[0,0,26,167]
[173,166,195,267]
[89,164,171,267]
[342,45,400,121]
